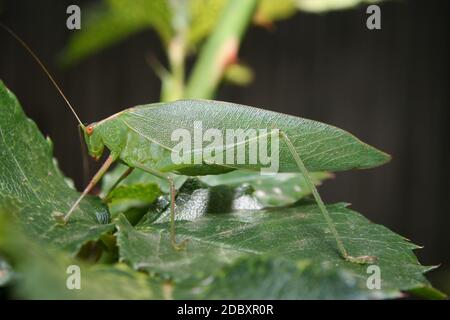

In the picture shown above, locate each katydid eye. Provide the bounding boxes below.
[86,126,94,135]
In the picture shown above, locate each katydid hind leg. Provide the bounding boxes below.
[279,130,376,264]
[54,155,116,224]
[167,174,189,250]
[126,161,188,250]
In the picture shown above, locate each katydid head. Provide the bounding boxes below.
[82,123,105,161]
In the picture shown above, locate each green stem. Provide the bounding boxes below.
[161,34,186,102]
[160,0,189,102]
[185,0,258,99]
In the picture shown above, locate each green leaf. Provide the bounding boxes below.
[104,182,162,226]
[0,81,114,254]
[116,202,442,299]
[61,0,232,65]
[200,170,332,206]
[106,183,162,218]
[61,0,385,65]
[142,178,264,224]
[104,168,331,210]
[61,0,172,65]
[187,0,228,48]
[106,183,161,205]
[102,164,187,195]
[0,82,443,299]
[255,0,298,24]
[17,258,159,300]
[176,256,383,299]
[0,213,162,299]
[223,63,254,86]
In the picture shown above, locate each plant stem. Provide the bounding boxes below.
[161,34,186,102]
[161,0,188,102]
[185,0,258,99]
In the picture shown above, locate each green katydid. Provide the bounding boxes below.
[1,23,390,264]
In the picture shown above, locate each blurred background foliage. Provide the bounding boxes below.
[61,0,383,63]
[61,0,383,101]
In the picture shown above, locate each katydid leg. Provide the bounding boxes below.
[279,131,376,264]
[126,160,188,250]
[56,154,116,224]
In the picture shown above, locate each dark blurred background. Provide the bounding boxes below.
[0,0,449,293]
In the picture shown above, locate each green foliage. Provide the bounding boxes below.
[0,81,444,299]
[102,164,187,194]
[0,212,162,299]
[117,193,441,298]
[105,183,162,220]
[60,0,229,65]
[176,257,388,299]
[222,63,254,86]
[62,0,385,64]
[61,0,386,100]
[200,170,332,206]
[60,0,172,65]
[187,0,228,48]
[0,81,114,255]
[147,178,265,224]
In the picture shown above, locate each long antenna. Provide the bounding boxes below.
[0,21,84,126]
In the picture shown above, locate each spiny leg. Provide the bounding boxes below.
[103,167,134,200]
[126,160,188,250]
[55,155,116,224]
[279,131,376,264]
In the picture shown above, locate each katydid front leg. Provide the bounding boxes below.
[54,154,116,224]
[126,160,188,251]
[279,131,376,264]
